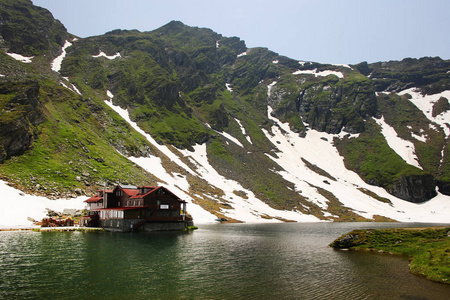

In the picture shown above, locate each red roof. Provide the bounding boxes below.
[85,195,103,203]
[129,187,158,199]
[85,185,186,204]
[120,188,139,197]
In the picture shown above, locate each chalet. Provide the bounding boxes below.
[82,184,193,232]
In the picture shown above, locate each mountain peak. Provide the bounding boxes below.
[156,20,187,33]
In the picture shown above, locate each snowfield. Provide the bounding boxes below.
[7,53,33,63]
[373,116,422,169]
[399,88,450,137]
[51,40,73,72]
[0,180,86,229]
[92,51,121,59]
[267,80,277,97]
[292,68,344,79]
[264,106,450,223]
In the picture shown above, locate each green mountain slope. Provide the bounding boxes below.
[1,0,450,221]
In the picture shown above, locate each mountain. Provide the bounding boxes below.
[1,0,449,223]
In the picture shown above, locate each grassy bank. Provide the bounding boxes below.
[329,227,450,284]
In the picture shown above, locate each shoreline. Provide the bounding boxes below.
[0,226,104,232]
[330,226,450,284]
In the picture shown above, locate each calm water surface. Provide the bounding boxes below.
[0,222,449,299]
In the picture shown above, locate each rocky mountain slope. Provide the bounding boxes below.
[1,0,449,223]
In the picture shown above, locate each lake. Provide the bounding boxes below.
[1,222,449,299]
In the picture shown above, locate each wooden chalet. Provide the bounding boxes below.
[82,184,193,232]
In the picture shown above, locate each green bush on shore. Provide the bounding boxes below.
[330,227,450,284]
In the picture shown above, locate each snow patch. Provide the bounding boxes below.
[292,68,344,79]
[373,116,422,169]
[333,63,353,70]
[51,40,73,72]
[0,180,87,228]
[219,131,244,148]
[7,53,33,63]
[104,91,196,175]
[267,81,277,97]
[399,88,450,137]
[411,131,427,143]
[237,51,247,58]
[60,77,81,95]
[92,51,121,60]
[179,144,320,223]
[235,118,252,144]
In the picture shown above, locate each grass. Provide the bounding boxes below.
[335,119,431,192]
[330,227,450,284]
[0,80,158,196]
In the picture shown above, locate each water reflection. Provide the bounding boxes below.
[0,223,449,299]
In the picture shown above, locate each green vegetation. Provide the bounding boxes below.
[0,80,158,196]
[0,0,70,56]
[184,225,198,231]
[330,227,450,284]
[378,93,446,172]
[335,120,433,198]
[2,0,450,216]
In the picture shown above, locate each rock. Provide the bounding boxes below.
[330,233,362,249]
[389,174,437,203]
[0,82,45,163]
[75,176,82,181]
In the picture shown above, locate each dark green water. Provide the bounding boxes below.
[1,223,449,299]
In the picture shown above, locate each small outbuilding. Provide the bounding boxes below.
[83,184,193,232]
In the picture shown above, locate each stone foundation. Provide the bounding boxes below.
[99,219,194,232]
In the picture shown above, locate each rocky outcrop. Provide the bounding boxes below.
[0,0,69,56]
[329,232,363,249]
[295,78,378,134]
[368,57,450,94]
[0,81,44,162]
[388,174,437,203]
[436,180,450,196]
